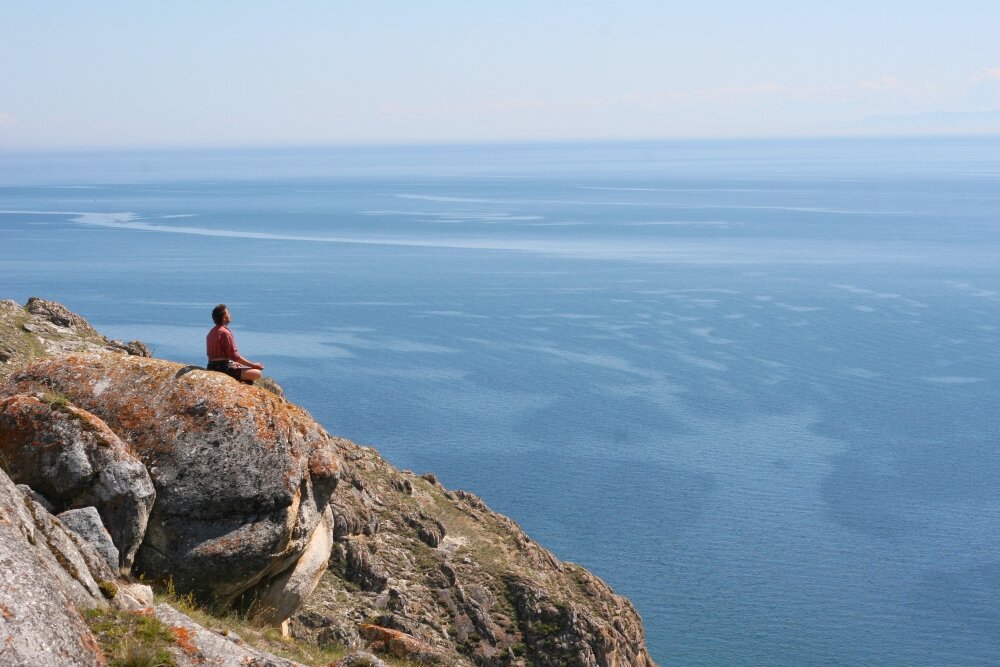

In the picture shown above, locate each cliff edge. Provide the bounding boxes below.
[0,298,657,667]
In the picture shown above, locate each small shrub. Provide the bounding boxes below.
[98,580,119,599]
[83,607,177,667]
[41,391,70,409]
[112,642,175,667]
[147,582,414,667]
[530,620,562,637]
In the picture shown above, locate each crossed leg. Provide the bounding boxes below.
[240,368,263,382]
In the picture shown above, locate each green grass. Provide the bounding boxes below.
[40,390,71,409]
[149,583,426,667]
[83,607,177,667]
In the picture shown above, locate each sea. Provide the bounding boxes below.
[1,137,997,666]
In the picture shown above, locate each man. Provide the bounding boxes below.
[206,304,264,384]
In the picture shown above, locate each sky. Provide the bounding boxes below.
[1,1,999,149]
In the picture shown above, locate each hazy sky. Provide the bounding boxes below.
[2,1,999,149]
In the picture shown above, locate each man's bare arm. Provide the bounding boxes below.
[234,354,264,370]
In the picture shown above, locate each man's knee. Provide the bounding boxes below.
[242,368,263,382]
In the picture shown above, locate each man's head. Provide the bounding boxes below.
[212,304,229,325]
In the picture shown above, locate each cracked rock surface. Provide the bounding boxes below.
[6,353,342,614]
[0,467,108,667]
[0,393,155,571]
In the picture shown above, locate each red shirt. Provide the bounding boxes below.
[206,324,238,361]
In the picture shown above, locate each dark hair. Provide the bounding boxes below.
[212,304,228,325]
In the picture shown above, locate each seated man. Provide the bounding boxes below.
[206,304,264,384]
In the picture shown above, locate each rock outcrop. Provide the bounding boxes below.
[5,353,342,615]
[57,506,122,572]
[294,442,656,667]
[0,466,110,666]
[250,506,336,625]
[0,298,148,382]
[0,298,658,666]
[1,460,313,667]
[150,604,307,667]
[0,393,155,571]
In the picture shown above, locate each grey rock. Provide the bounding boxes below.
[293,437,658,667]
[16,483,54,513]
[6,353,341,619]
[2,299,660,665]
[118,581,155,607]
[0,393,156,572]
[0,468,107,667]
[342,538,389,592]
[405,511,446,548]
[17,491,114,609]
[108,338,151,357]
[316,622,363,649]
[250,506,334,624]
[0,298,152,385]
[151,603,307,667]
[58,506,120,572]
[25,296,101,332]
[334,652,389,667]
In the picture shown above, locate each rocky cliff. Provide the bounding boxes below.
[0,298,657,666]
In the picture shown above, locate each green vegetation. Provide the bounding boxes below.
[152,582,427,667]
[410,539,443,572]
[83,606,177,667]
[0,311,47,381]
[40,390,70,409]
[154,584,345,665]
[98,580,119,600]
[84,599,430,667]
[530,620,562,638]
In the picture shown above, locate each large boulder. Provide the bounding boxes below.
[0,468,108,667]
[5,353,341,614]
[0,393,155,571]
[249,506,335,624]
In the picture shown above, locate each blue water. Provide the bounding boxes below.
[1,138,998,666]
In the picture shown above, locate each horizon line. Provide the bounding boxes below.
[2,131,999,156]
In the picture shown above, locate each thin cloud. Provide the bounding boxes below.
[972,67,1000,83]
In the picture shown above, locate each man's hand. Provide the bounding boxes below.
[235,354,264,371]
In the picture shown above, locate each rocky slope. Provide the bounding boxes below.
[0,297,149,380]
[299,441,654,666]
[1,461,319,667]
[0,298,657,666]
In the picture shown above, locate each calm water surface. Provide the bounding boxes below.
[1,138,998,666]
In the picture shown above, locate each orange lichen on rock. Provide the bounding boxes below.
[3,353,340,612]
[308,447,341,480]
[0,392,155,571]
[171,625,202,658]
[78,625,106,666]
